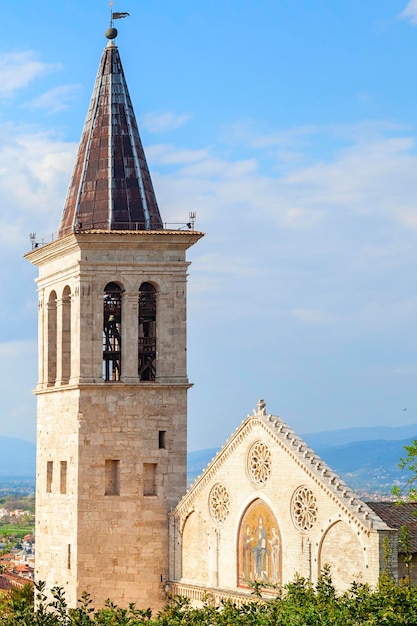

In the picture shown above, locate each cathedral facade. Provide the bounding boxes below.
[170,400,396,604]
[26,27,400,611]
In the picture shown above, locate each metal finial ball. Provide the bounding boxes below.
[105,27,118,40]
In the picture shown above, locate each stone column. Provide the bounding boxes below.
[121,291,139,383]
[155,288,171,382]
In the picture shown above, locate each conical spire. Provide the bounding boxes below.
[58,35,163,238]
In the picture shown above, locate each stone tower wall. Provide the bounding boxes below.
[27,230,202,610]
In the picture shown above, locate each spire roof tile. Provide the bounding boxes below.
[58,38,163,237]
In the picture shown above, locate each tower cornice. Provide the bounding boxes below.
[34,381,193,395]
[25,230,204,268]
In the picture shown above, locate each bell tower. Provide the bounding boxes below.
[26,28,202,610]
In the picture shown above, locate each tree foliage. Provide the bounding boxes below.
[392,439,417,501]
[2,570,417,625]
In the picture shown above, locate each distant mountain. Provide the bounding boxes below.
[312,438,412,493]
[0,437,36,477]
[187,447,219,484]
[187,428,417,496]
[301,424,417,449]
[188,447,218,472]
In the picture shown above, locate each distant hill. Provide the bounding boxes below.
[0,437,36,476]
[311,438,412,493]
[187,426,417,495]
[302,423,417,449]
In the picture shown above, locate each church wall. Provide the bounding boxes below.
[35,372,188,610]
[35,388,80,607]
[319,521,365,587]
[172,418,389,599]
[73,385,187,608]
[181,511,210,584]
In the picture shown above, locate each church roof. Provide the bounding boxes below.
[367,501,417,553]
[175,401,391,534]
[58,35,163,238]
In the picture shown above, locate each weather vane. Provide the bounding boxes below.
[109,0,130,28]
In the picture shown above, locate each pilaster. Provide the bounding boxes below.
[121,291,139,383]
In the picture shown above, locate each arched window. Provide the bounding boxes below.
[61,286,71,383]
[138,283,156,381]
[103,282,122,381]
[47,290,57,385]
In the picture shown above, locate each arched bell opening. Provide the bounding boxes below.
[103,282,122,381]
[138,282,156,381]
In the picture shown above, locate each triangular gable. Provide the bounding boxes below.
[175,402,389,534]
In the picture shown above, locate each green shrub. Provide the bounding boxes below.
[2,571,417,625]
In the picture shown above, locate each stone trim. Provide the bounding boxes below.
[173,413,389,534]
[173,419,257,517]
[257,414,388,533]
[35,382,193,395]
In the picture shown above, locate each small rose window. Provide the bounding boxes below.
[248,441,272,486]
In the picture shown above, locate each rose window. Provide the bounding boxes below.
[292,486,318,532]
[209,483,230,524]
[248,441,272,485]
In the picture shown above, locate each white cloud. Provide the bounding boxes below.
[141,111,192,133]
[223,121,318,150]
[179,122,417,234]
[3,111,417,338]
[0,51,61,98]
[147,121,417,338]
[399,0,417,23]
[25,84,83,114]
[147,144,208,165]
[0,339,36,358]
[0,340,37,442]
[3,109,417,448]
[0,123,76,247]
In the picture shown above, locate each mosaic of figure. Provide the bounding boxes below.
[253,516,267,579]
[242,524,253,580]
[238,499,281,586]
[269,526,280,583]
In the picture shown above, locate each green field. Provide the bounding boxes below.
[0,524,34,539]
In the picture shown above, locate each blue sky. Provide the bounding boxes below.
[2,1,417,450]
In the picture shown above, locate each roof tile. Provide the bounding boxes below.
[58,39,163,237]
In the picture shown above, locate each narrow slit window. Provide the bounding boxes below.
[143,463,157,496]
[103,283,122,381]
[105,459,120,495]
[60,461,67,494]
[46,461,53,493]
[67,544,71,570]
[138,283,156,381]
[158,430,166,449]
